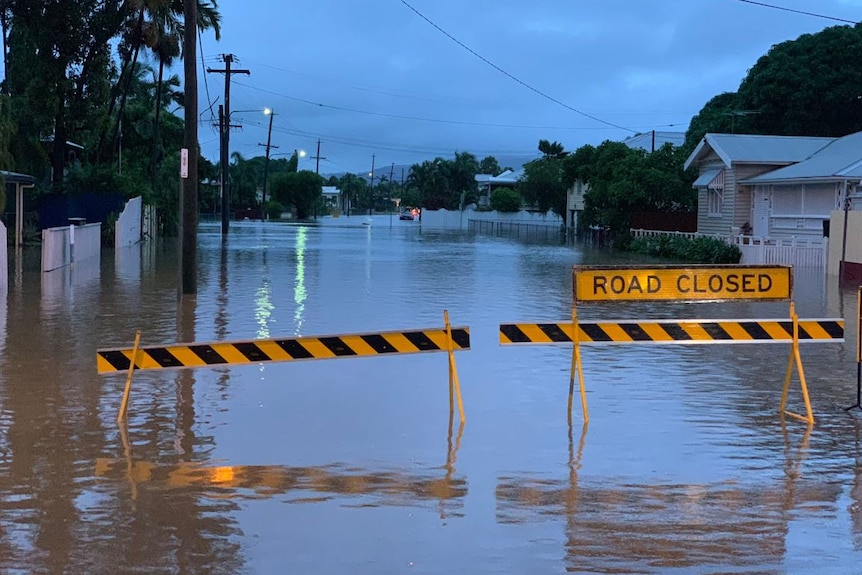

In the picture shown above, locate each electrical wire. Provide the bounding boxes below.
[198,29,216,122]
[233,81,688,131]
[730,0,857,23]
[398,0,636,132]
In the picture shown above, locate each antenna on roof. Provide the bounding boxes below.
[722,110,761,134]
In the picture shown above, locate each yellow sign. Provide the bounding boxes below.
[573,265,792,302]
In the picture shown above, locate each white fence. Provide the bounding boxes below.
[115,196,142,247]
[421,208,563,230]
[0,221,6,293]
[630,228,827,269]
[42,223,101,272]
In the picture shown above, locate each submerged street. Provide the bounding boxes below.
[1,217,862,574]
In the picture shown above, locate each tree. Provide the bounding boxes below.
[270,169,323,220]
[520,157,567,217]
[479,155,502,176]
[490,186,521,212]
[736,24,862,138]
[229,151,259,210]
[538,139,567,159]
[405,151,479,210]
[683,92,743,154]
[564,140,695,234]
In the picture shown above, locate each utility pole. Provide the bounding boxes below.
[207,54,250,236]
[311,138,326,175]
[259,109,278,221]
[179,0,198,295]
[311,139,326,220]
[388,162,394,228]
[368,154,376,216]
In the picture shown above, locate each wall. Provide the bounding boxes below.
[420,208,562,230]
[41,223,101,272]
[828,209,862,277]
[115,195,142,247]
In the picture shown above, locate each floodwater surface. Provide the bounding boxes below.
[1,216,862,574]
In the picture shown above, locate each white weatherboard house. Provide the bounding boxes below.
[684,133,835,238]
[683,131,862,271]
[474,168,523,207]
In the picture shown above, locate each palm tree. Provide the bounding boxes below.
[107,0,221,165]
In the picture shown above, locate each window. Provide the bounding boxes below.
[703,169,725,218]
[707,188,723,217]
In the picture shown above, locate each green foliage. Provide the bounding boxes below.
[490,186,521,212]
[520,157,567,216]
[683,92,741,154]
[270,170,323,220]
[479,155,501,176]
[538,139,567,159]
[564,141,695,234]
[264,200,283,220]
[685,24,862,154]
[627,235,742,264]
[406,151,479,210]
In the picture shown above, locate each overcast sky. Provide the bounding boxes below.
[194,0,861,175]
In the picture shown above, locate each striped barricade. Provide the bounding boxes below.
[102,311,469,425]
[499,319,844,345]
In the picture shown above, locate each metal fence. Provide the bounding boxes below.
[469,219,564,241]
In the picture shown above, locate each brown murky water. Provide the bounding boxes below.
[1,217,861,574]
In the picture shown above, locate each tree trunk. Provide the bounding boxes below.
[151,57,164,195]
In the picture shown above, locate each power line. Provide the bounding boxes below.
[234,81,688,131]
[730,0,857,23]
[223,116,542,156]
[198,28,215,122]
[398,0,636,133]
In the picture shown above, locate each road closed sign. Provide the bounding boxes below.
[573,265,792,302]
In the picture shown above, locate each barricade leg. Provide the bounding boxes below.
[117,330,142,424]
[444,310,465,423]
[568,304,589,425]
[780,303,814,425]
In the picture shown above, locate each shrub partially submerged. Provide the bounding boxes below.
[626,234,741,264]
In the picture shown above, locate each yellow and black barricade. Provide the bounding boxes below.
[501,264,844,427]
[102,311,469,425]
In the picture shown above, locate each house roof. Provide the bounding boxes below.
[475,168,524,185]
[1,170,35,185]
[624,130,685,152]
[741,130,862,184]
[683,133,835,171]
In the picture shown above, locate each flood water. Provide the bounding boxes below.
[2,215,862,574]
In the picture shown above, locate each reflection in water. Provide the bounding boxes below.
[496,422,837,574]
[255,250,274,339]
[97,416,466,515]
[294,226,307,334]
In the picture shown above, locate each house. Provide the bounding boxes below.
[475,168,523,207]
[624,130,685,153]
[683,133,835,237]
[321,185,341,207]
[738,131,862,239]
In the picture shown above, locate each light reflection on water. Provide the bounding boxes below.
[1,216,862,573]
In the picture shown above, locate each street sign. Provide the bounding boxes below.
[180,148,189,179]
[573,265,792,302]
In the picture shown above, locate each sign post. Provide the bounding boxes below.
[502,264,844,428]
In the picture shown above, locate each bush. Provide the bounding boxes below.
[490,186,521,212]
[265,200,283,220]
[626,235,741,264]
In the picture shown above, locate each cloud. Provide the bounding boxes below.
[195,0,853,172]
